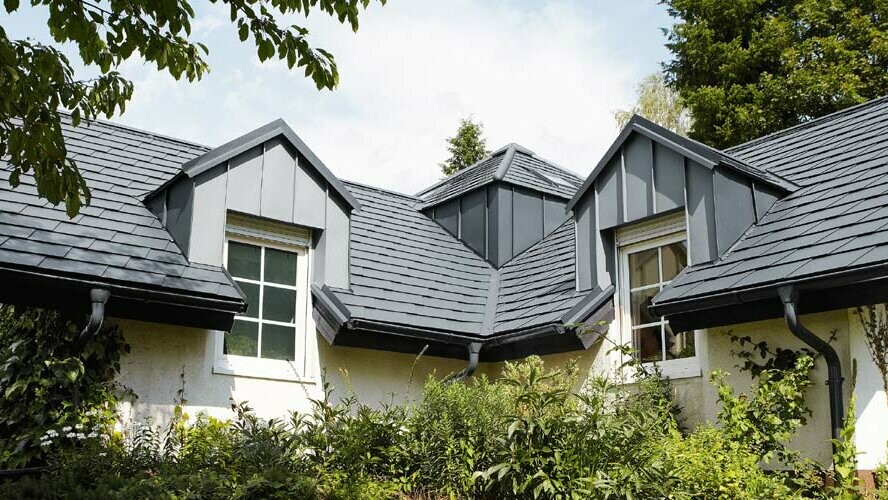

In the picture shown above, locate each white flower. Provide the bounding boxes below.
[101,434,110,441]
[66,432,76,439]
[40,441,51,447]
[75,424,84,430]
[75,433,87,440]
[46,430,58,438]
[62,426,72,432]
[98,452,107,457]
[87,432,98,438]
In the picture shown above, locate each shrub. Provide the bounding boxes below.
[0,305,127,468]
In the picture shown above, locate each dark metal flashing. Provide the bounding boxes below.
[561,285,615,325]
[566,115,796,212]
[150,119,360,211]
[0,264,244,332]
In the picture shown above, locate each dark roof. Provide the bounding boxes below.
[566,115,797,212]
[0,115,245,330]
[652,96,888,320]
[149,118,360,210]
[316,181,612,358]
[417,143,583,208]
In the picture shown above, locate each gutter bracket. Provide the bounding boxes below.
[777,286,844,445]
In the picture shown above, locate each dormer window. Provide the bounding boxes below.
[617,216,701,379]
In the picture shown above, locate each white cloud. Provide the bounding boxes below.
[107,0,666,194]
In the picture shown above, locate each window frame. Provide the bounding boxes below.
[618,230,701,379]
[213,233,315,383]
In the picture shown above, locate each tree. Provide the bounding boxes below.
[1,0,385,217]
[440,117,489,177]
[662,0,888,149]
[614,72,691,135]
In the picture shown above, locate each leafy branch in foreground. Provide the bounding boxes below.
[1,0,385,216]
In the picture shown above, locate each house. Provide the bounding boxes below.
[2,96,888,477]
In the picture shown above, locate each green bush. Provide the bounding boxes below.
[0,305,127,468]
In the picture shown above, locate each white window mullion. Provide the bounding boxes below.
[257,247,265,359]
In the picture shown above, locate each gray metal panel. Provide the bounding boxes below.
[434,199,459,237]
[753,183,781,220]
[513,186,543,255]
[713,166,756,254]
[226,145,263,215]
[188,166,228,266]
[596,157,622,229]
[574,195,595,291]
[323,193,351,288]
[166,177,194,255]
[600,231,616,286]
[653,142,684,212]
[145,194,166,225]
[543,196,566,235]
[685,160,718,263]
[488,184,513,267]
[260,137,296,222]
[623,134,653,221]
[294,158,327,229]
[460,188,486,256]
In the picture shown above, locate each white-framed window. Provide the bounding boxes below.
[213,232,314,383]
[618,230,701,379]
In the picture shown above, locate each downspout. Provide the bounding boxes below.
[78,289,111,346]
[777,286,844,443]
[446,342,482,382]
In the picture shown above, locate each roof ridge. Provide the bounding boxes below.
[415,148,507,197]
[492,144,518,180]
[341,179,420,201]
[59,111,211,151]
[727,94,888,153]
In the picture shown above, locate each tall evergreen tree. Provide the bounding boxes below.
[615,72,692,135]
[440,117,489,176]
[662,0,888,148]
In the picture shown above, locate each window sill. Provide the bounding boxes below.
[213,356,317,384]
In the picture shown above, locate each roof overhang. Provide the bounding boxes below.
[652,262,888,332]
[146,119,360,211]
[0,264,245,331]
[566,115,797,212]
[311,284,615,361]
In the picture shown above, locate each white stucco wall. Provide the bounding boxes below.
[114,318,467,425]
[849,308,888,470]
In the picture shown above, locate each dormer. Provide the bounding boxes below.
[417,143,583,267]
[144,119,359,289]
[568,115,798,292]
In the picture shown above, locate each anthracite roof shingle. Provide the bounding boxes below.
[0,115,243,314]
[654,95,888,308]
[417,143,583,208]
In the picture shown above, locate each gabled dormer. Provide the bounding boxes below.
[417,143,583,267]
[144,119,359,289]
[568,115,798,292]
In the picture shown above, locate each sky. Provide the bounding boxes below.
[4,1,674,195]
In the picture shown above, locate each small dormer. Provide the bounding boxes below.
[568,115,798,292]
[417,143,583,267]
[144,119,359,290]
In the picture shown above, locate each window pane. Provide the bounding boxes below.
[629,248,659,288]
[265,248,297,286]
[662,241,688,281]
[225,320,258,357]
[633,326,663,362]
[262,324,295,360]
[228,242,260,280]
[665,325,695,360]
[630,287,658,326]
[263,286,296,323]
[235,280,260,319]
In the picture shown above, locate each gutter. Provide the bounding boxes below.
[778,286,844,444]
[445,342,482,382]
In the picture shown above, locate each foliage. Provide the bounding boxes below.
[856,305,888,396]
[0,352,866,499]
[0,305,127,468]
[440,116,490,176]
[614,72,692,135]
[1,0,384,216]
[662,0,888,148]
